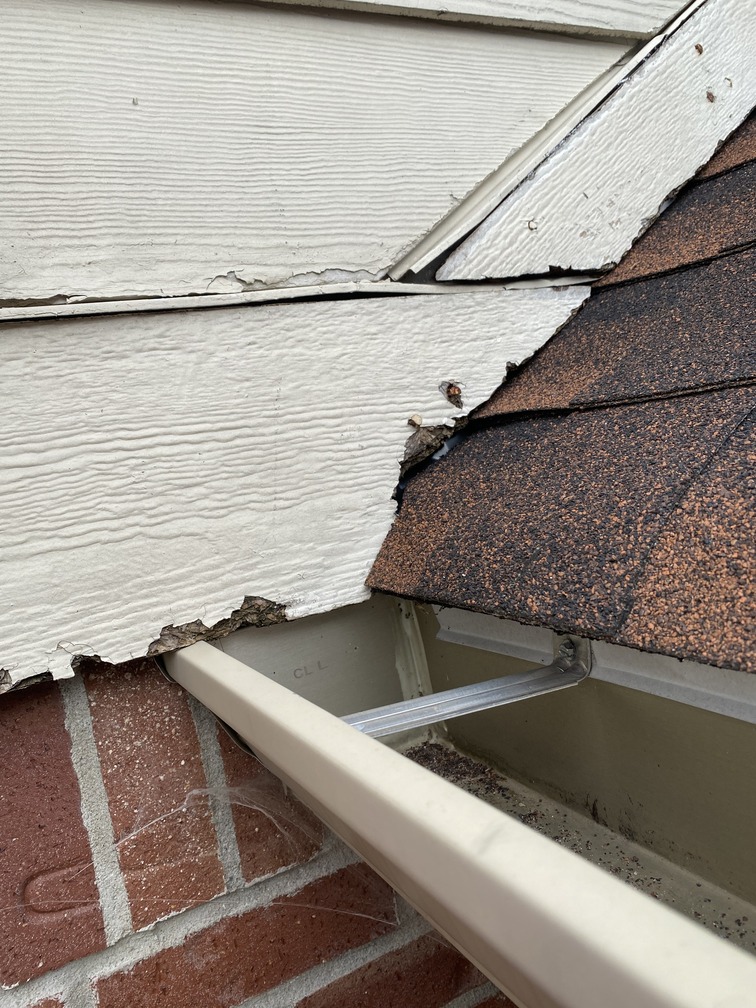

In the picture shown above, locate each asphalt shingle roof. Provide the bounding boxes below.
[369,112,756,673]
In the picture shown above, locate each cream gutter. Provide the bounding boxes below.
[165,641,756,1008]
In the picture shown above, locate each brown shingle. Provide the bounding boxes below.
[477,248,756,419]
[697,110,756,179]
[595,160,756,287]
[370,112,756,674]
[369,387,755,672]
[618,411,755,669]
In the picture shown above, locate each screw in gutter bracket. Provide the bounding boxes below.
[554,635,592,679]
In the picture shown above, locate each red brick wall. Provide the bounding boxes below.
[1,663,512,1008]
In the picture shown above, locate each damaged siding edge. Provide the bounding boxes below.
[1,287,586,686]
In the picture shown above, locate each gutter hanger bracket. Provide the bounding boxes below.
[343,633,591,738]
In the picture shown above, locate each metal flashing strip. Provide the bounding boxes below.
[343,637,589,737]
[433,607,555,665]
[590,640,756,724]
[434,608,756,724]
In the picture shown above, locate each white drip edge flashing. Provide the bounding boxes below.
[434,608,756,725]
[165,641,756,1008]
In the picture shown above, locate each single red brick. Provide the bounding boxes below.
[0,682,105,985]
[96,864,396,1008]
[216,725,322,883]
[83,660,224,929]
[296,933,484,1008]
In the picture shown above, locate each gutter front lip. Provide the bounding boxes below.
[165,641,756,1008]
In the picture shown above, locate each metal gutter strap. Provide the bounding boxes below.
[164,642,756,1008]
[344,636,589,737]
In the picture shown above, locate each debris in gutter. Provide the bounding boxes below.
[405,742,756,954]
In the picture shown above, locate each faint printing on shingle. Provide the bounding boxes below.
[439,382,464,409]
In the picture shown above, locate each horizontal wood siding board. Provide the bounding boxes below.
[437,0,756,280]
[0,287,586,684]
[246,0,685,38]
[0,0,625,303]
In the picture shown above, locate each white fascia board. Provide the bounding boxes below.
[0,286,586,685]
[434,608,756,724]
[166,641,756,1008]
[437,0,756,280]
[243,0,685,38]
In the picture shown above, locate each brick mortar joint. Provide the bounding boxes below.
[59,676,134,944]
[2,839,360,1008]
[186,694,245,893]
[236,902,433,1008]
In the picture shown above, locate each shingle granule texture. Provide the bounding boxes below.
[697,110,756,179]
[594,161,756,287]
[369,389,754,671]
[369,112,756,673]
[476,248,755,419]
